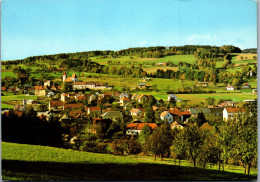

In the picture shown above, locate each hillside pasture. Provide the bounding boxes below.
[235,53,257,61]
[2,142,257,181]
[143,67,179,73]
[1,70,16,78]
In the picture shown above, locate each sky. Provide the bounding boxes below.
[1,0,257,60]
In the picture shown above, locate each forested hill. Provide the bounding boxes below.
[242,48,257,54]
[2,45,241,64]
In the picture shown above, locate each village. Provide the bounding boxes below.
[1,70,255,146]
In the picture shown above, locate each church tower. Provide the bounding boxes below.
[63,72,67,82]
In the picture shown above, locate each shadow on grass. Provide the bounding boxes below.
[2,159,257,181]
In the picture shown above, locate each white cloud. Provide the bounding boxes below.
[188,34,218,44]
[139,41,148,46]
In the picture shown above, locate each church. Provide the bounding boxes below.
[63,72,78,82]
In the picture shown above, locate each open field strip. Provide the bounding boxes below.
[2,142,257,181]
[176,93,257,104]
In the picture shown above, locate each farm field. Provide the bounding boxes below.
[1,94,37,109]
[2,142,257,181]
[176,92,257,104]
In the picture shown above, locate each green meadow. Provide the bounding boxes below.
[2,142,257,181]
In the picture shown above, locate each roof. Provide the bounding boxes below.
[152,106,158,111]
[44,80,51,83]
[57,68,66,71]
[1,87,6,90]
[225,107,245,113]
[65,77,72,82]
[64,103,84,109]
[120,97,130,101]
[227,85,234,88]
[72,73,77,78]
[209,108,224,113]
[73,82,87,85]
[171,121,182,127]
[200,122,213,130]
[69,110,82,118]
[160,111,170,118]
[169,108,191,116]
[126,123,158,130]
[87,106,101,112]
[5,110,23,117]
[138,83,146,86]
[101,111,123,118]
[63,72,66,76]
[189,108,212,114]
[130,108,141,114]
[50,101,64,107]
[35,85,46,91]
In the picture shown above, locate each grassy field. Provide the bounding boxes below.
[1,70,16,78]
[176,92,257,104]
[1,94,38,109]
[2,142,257,181]
[235,53,257,61]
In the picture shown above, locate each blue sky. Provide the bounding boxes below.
[1,0,257,60]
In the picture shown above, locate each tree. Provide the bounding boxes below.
[138,125,152,144]
[232,78,240,87]
[171,130,187,166]
[61,82,68,92]
[144,104,156,123]
[205,97,215,106]
[146,123,172,160]
[181,125,204,167]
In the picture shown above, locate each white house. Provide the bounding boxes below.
[226,85,234,91]
[168,94,177,101]
[160,111,174,124]
[44,80,52,87]
[126,123,158,135]
[223,107,245,122]
[130,108,142,116]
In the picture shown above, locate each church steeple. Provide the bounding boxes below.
[63,72,67,82]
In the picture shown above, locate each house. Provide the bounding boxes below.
[57,68,66,71]
[189,108,212,118]
[49,101,64,111]
[72,82,113,90]
[35,85,47,96]
[63,103,84,110]
[156,63,167,66]
[37,111,53,121]
[169,108,191,122]
[196,82,209,87]
[130,108,142,116]
[252,89,257,95]
[23,84,32,90]
[168,94,177,101]
[63,72,78,82]
[47,91,55,97]
[61,93,70,102]
[14,104,27,111]
[137,95,148,103]
[69,110,83,119]
[242,83,251,89]
[85,106,101,115]
[247,70,256,77]
[170,121,184,130]
[126,123,158,135]
[160,111,174,124]
[101,111,123,121]
[119,93,129,99]
[226,85,234,91]
[4,110,23,117]
[223,107,245,122]
[218,101,236,107]
[120,97,131,106]
[1,87,6,91]
[209,108,224,117]
[138,83,146,88]
[44,80,52,87]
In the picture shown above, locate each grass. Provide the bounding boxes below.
[176,92,257,104]
[2,142,257,181]
[1,70,16,78]
[1,94,38,108]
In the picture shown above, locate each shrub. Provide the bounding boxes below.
[82,141,108,153]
